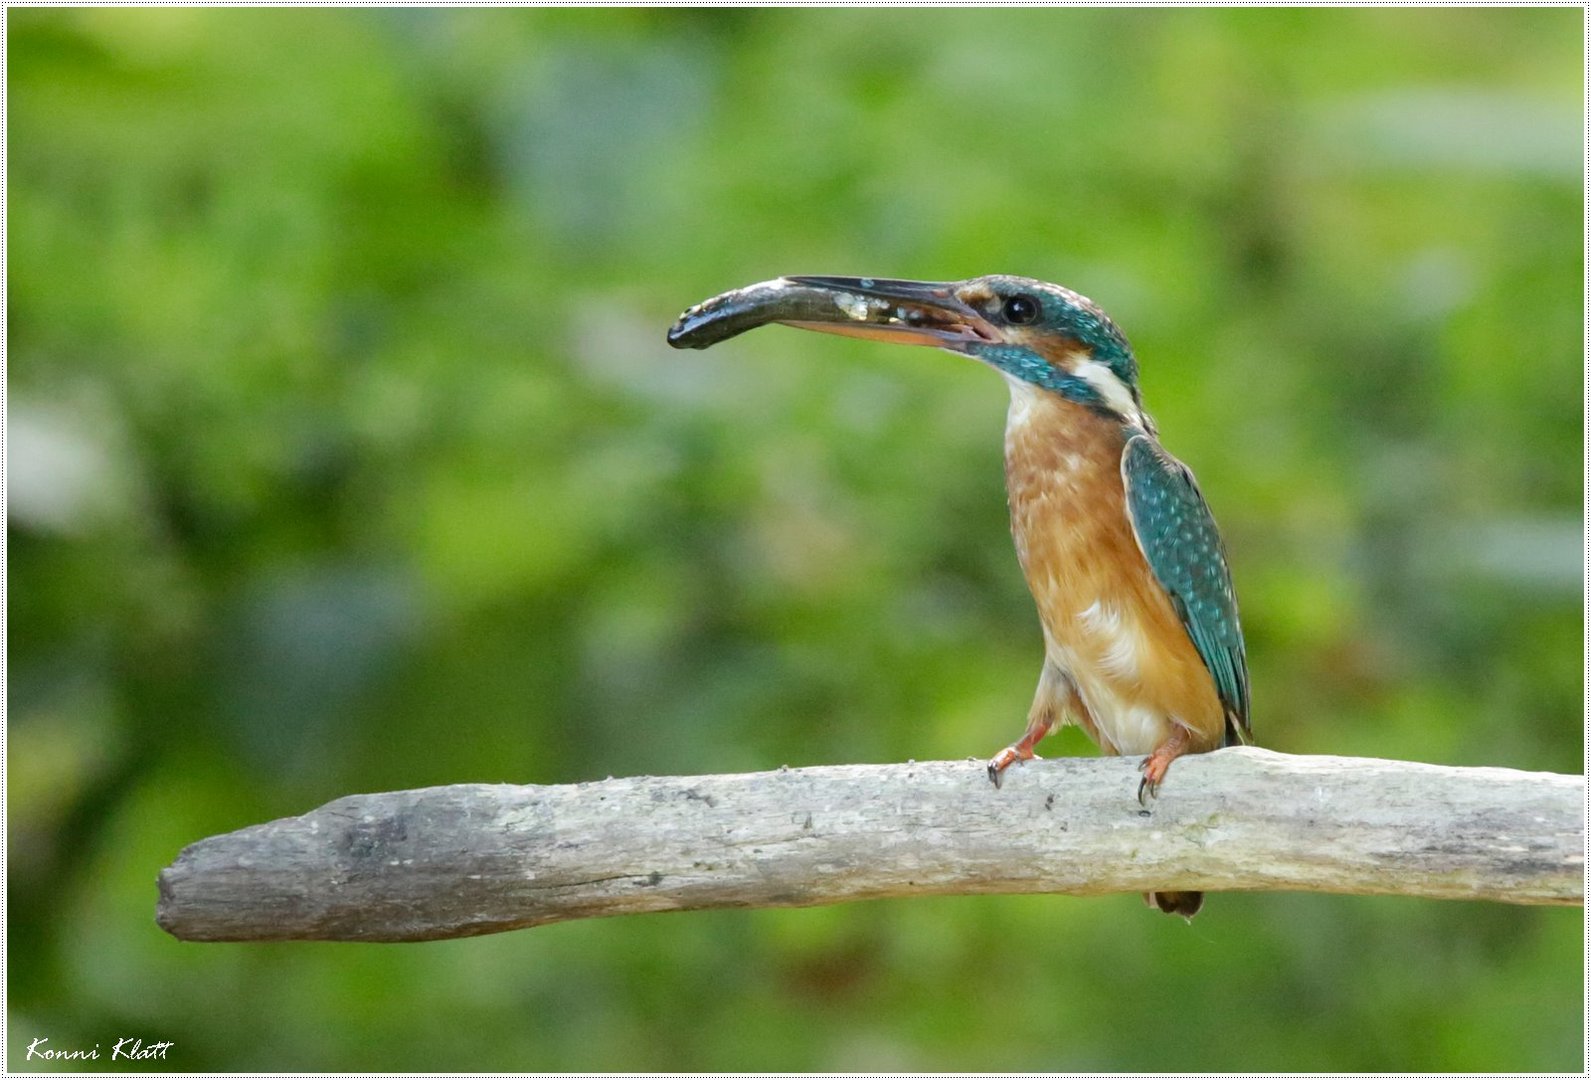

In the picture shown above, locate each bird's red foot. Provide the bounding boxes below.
[987,745,1041,789]
[1136,726,1192,805]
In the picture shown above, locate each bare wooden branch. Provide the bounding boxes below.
[156,748,1583,942]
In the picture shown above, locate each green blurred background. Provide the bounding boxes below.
[6,7,1583,1071]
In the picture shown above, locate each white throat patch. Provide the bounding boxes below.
[1004,373,1041,428]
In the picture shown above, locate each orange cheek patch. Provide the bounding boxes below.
[1025,334,1089,371]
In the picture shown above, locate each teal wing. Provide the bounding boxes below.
[1121,435,1252,745]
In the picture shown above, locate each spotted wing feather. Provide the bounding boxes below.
[1121,435,1251,744]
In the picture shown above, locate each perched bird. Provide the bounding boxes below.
[668,276,1251,917]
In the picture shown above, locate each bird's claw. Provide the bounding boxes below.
[1137,755,1167,805]
[1136,773,1158,806]
[987,761,1003,789]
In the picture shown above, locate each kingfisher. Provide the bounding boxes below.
[668,275,1251,917]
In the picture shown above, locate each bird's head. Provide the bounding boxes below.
[669,274,1146,426]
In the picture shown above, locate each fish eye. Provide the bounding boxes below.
[1002,295,1040,325]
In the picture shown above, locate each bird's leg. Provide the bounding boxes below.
[989,664,1078,788]
[1137,724,1192,805]
[987,714,1056,789]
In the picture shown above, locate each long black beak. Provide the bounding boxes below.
[667,276,998,352]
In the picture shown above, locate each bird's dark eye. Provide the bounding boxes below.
[1002,295,1040,325]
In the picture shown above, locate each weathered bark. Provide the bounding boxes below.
[156,747,1583,942]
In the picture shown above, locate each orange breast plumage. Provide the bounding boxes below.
[1002,378,1225,757]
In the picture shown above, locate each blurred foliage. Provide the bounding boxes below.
[5,7,1583,1071]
